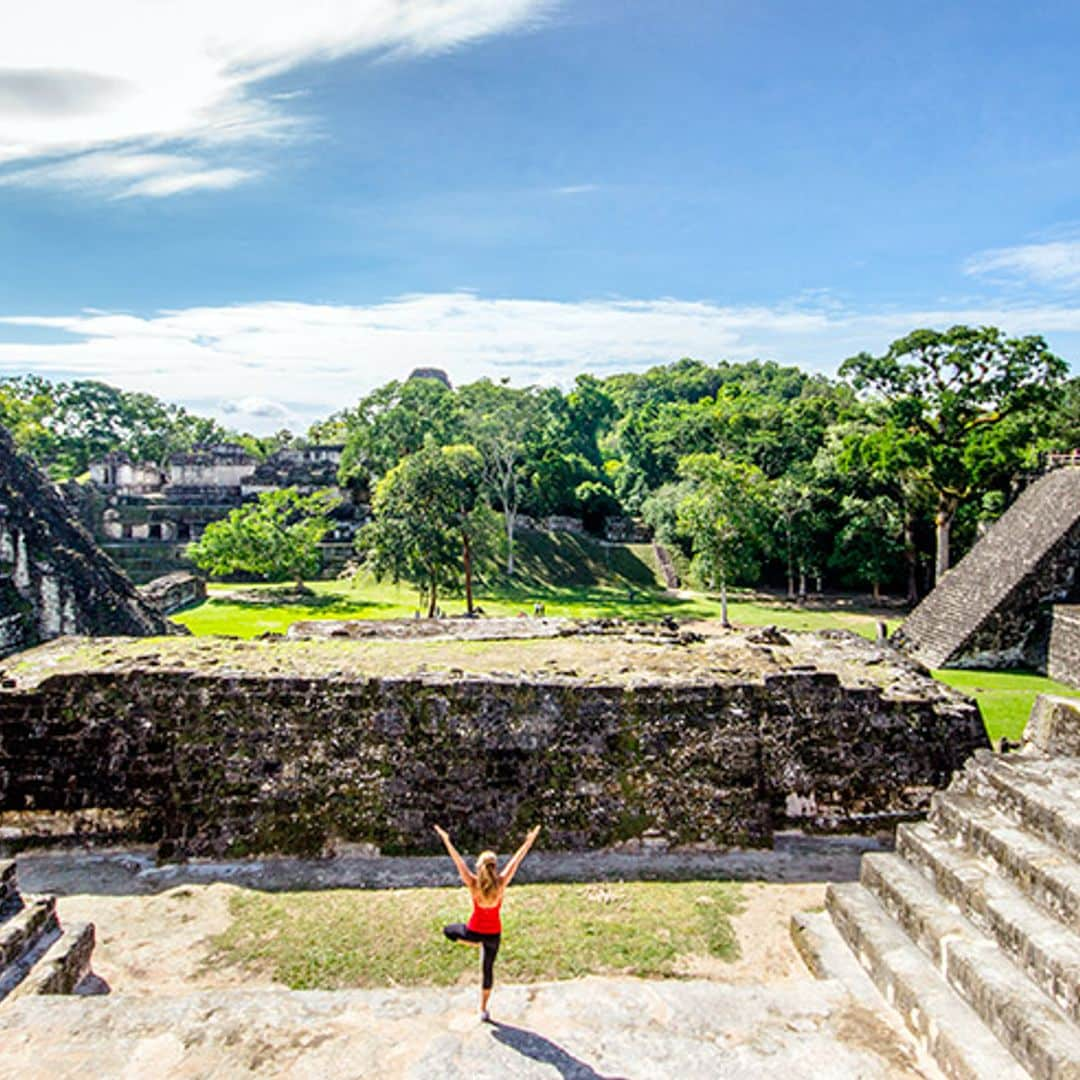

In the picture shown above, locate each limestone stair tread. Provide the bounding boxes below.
[8,921,95,1001]
[860,850,1080,1077]
[931,790,1080,933]
[965,754,1080,859]
[826,881,1031,1080]
[897,820,1080,1022]
[0,894,57,971]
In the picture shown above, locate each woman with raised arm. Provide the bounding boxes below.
[434,823,541,1021]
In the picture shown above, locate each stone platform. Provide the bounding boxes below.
[0,975,936,1078]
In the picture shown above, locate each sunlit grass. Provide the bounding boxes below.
[931,668,1080,744]
[205,881,742,990]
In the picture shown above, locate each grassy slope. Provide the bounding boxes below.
[207,881,741,990]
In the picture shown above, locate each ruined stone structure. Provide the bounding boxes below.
[0,859,96,1006]
[0,427,173,659]
[87,442,361,582]
[137,572,207,616]
[797,694,1080,1078]
[0,628,986,860]
[1049,604,1080,689]
[893,465,1080,671]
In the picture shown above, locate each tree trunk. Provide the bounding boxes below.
[505,511,515,576]
[872,579,881,604]
[934,498,957,584]
[786,532,795,599]
[720,570,730,628]
[463,534,474,615]
[903,512,919,605]
[798,570,806,603]
[427,579,438,618]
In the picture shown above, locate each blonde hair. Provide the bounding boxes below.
[476,850,500,903]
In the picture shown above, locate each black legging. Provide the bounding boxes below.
[443,923,501,989]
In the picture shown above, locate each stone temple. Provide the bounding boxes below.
[893,462,1080,684]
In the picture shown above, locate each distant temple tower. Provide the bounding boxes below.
[407,368,452,390]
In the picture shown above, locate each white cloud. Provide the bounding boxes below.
[0,150,256,198]
[1,291,1077,433]
[965,240,1080,290]
[0,1,555,195]
[553,184,599,195]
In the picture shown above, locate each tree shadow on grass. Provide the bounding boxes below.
[490,1021,624,1080]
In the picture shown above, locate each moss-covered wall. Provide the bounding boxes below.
[0,668,987,859]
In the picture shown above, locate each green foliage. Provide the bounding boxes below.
[187,488,338,584]
[841,325,1067,576]
[675,455,771,623]
[358,442,498,614]
[0,374,233,479]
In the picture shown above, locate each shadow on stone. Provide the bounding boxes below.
[490,1021,621,1079]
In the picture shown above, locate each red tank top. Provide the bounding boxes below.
[467,896,502,934]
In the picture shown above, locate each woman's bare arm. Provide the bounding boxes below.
[500,825,541,886]
[434,825,476,888]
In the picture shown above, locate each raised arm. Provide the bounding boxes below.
[434,825,476,888]
[500,825,541,886]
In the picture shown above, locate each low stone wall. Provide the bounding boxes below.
[138,572,206,616]
[1047,604,1080,688]
[0,658,986,859]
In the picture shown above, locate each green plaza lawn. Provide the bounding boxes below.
[206,881,741,990]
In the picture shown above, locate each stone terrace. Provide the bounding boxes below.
[0,626,985,860]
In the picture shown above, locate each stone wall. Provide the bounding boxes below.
[0,662,986,859]
[0,427,175,657]
[1047,605,1080,688]
[138,573,207,616]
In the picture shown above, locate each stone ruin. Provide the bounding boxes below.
[0,621,987,860]
[0,858,97,1007]
[795,693,1080,1078]
[84,441,362,582]
[893,464,1080,681]
[0,426,174,659]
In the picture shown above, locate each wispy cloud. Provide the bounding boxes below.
[553,184,599,195]
[0,150,257,198]
[2,291,1078,432]
[0,1,556,197]
[965,239,1080,290]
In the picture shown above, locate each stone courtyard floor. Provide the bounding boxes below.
[1,976,933,1078]
[0,840,940,1078]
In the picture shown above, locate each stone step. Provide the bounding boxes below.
[860,851,1080,1077]
[7,921,95,1001]
[962,753,1080,860]
[897,821,1080,1023]
[0,859,18,918]
[932,791,1080,934]
[826,882,1030,1080]
[0,895,56,972]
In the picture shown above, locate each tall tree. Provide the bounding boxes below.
[675,454,770,627]
[840,326,1066,581]
[459,381,542,576]
[358,443,497,616]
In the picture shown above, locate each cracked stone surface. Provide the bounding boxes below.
[0,976,935,1078]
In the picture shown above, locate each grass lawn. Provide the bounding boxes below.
[173,575,904,641]
[931,669,1080,745]
[206,881,741,990]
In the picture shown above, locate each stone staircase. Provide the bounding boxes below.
[817,699,1080,1079]
[0,858,97,1006]
[893,467,1080,669]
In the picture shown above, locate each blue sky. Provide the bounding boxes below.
[3,0,1080,432]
